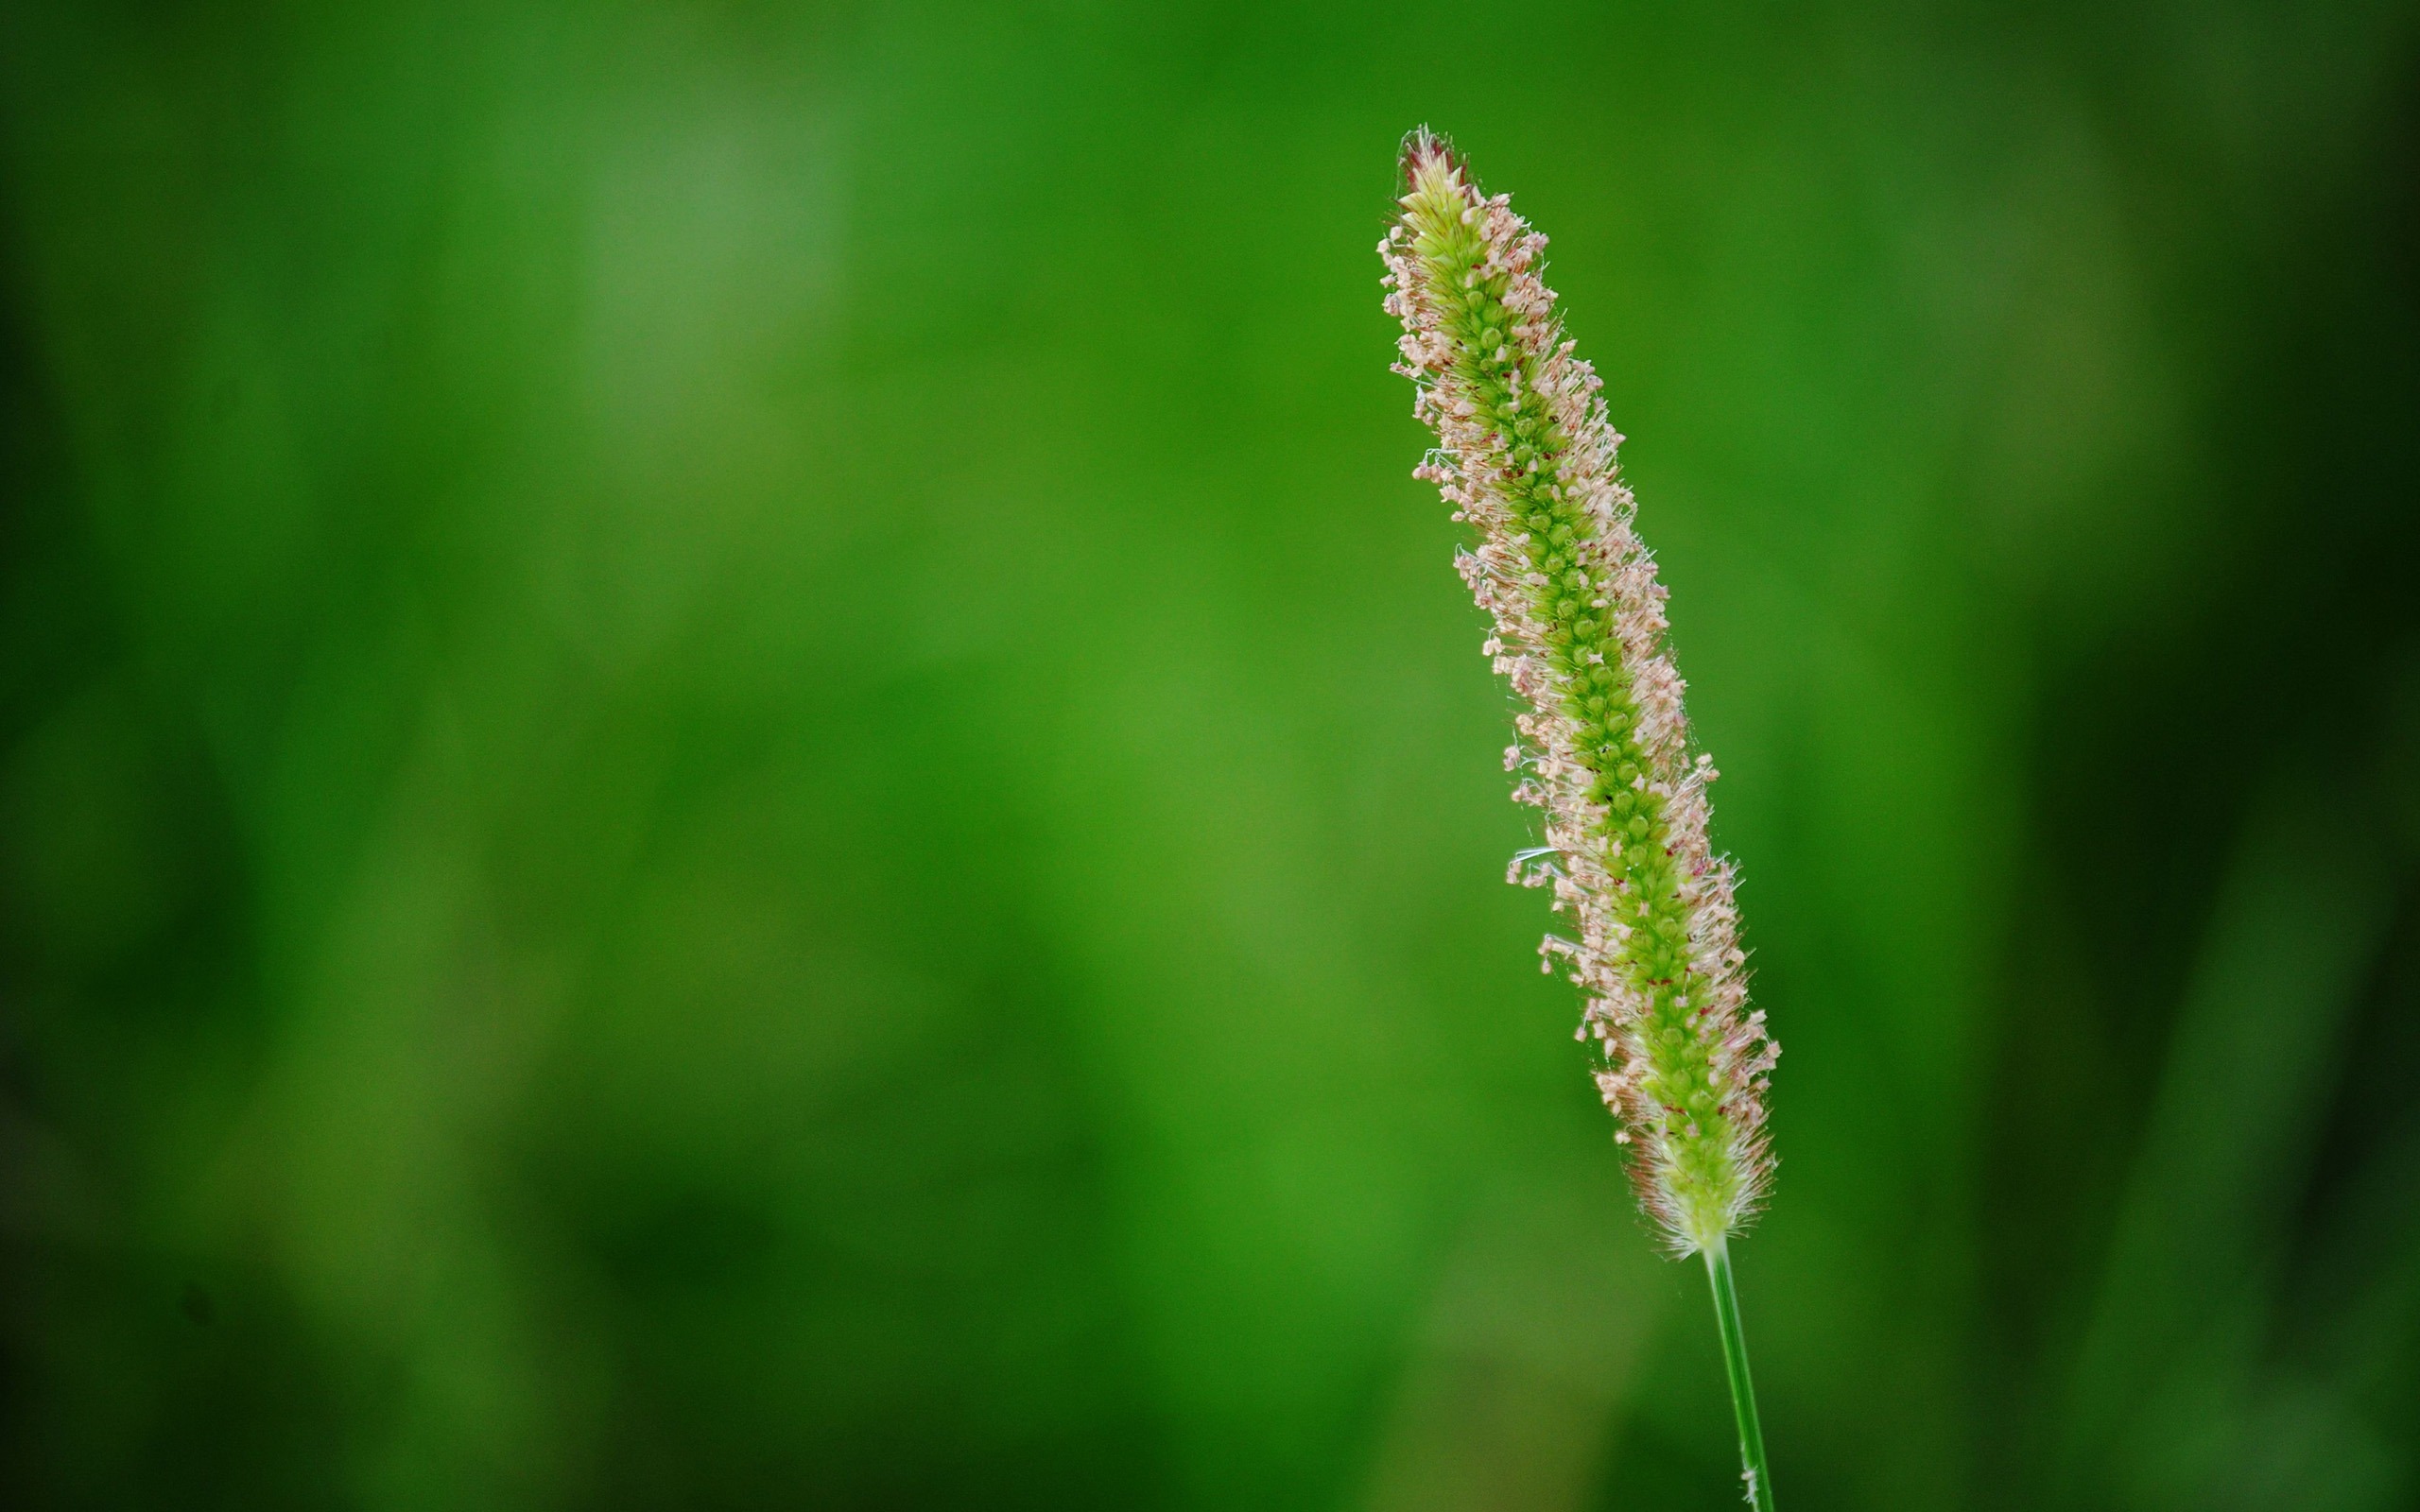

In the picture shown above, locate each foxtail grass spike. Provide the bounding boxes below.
[1379,129,1780,1507]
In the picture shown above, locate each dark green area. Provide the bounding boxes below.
[2,3,2415,1509]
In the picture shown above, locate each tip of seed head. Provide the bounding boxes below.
[1399,126,1466,192]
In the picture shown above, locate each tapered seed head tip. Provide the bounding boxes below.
[1397,127,1468,198]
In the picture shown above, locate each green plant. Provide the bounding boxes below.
[1380,129,1781,1509]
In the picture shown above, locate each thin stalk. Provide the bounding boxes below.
[1705,1240,1776,1511]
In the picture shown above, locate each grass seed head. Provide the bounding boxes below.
[1382,129,1777,1254]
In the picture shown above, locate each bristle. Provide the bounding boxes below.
[1382,138,1776,1254]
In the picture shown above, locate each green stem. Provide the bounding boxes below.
[1704,1240,1776,1510]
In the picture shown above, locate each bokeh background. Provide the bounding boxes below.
[3,2,2416,1508]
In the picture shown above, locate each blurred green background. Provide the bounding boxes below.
[3,2,2416,1508]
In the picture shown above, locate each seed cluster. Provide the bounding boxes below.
[1381,131,1776,1252]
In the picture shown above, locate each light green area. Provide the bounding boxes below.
[1,3,2414,1510]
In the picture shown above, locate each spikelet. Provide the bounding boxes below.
[1381,129,1777,1255]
